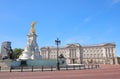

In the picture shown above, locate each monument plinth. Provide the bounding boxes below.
[19,22,42,60]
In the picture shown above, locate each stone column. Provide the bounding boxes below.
[113,48,118,64]
[105,48,109,64]
[107,48,110,58]
[109,48,111,58]
[105,48,108,58]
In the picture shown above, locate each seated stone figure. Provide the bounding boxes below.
[3,46,14,60]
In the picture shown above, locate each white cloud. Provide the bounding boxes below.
[112,0,120,5]
[84,17,91,23]
[65,36,91,45]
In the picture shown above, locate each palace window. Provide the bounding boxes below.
[94,54,96,58]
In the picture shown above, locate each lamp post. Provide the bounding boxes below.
[55,38,61,70]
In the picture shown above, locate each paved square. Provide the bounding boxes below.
[0,65,120,79]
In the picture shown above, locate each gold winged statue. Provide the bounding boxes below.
[30,22,36,33]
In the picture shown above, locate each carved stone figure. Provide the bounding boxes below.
[4,46,14,59]
[0,41,14,60]
[19,22,42,60]
[30,22,36,33]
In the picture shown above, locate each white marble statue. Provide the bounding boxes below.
[19,22,42,60]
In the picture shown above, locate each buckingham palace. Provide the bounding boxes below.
[40,43,118,64]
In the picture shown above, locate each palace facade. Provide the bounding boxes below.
[40,43,118,64]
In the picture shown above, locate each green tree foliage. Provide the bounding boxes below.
[13,48,24,59]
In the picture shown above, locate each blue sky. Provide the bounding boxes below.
[0,0,120,56]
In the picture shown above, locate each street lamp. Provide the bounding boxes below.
[55,38,61,70]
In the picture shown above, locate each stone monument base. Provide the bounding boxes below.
[20,60,27,66]
[10,59,66,67]
[0,59,12,70]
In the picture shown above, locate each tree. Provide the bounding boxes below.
[13,48,24,59]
